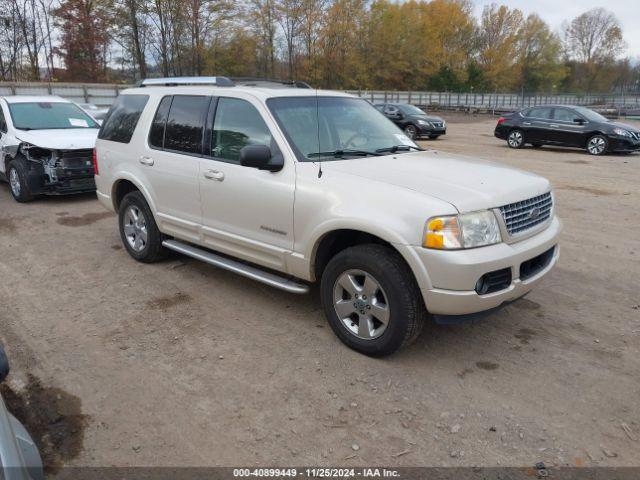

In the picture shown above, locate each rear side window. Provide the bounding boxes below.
[164,96,209,155]
[99,95,149,143]
[553,108,576,122]
[148,96,172,148]
[526,107,553,120]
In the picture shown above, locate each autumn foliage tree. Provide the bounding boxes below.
[54,0,113,82]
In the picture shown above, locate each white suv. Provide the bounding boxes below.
[95,77,561,356]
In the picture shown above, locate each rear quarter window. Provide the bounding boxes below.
[99,94,149,143]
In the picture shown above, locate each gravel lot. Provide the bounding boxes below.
[1,114,639,472]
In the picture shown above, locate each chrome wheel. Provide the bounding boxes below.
[404,125,417,139]
[587,136,606,155]
[9,168,20,197]
[123,206,148,252]
[507,130,524,148]
[333,269,390,340]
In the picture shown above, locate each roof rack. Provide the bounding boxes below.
[230,77,312,89]
[139,76,235,87]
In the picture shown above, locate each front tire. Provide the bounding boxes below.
[429,134,440,140]
[119,191,166,263]
[586,134,608,156]
[7,159,34,202]
[404,124,417,140]
[507,129,525,149]
[320,244,426,356]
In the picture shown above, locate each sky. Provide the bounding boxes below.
[473,0,640,58]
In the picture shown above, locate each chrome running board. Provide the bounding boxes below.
[162,239,310,294]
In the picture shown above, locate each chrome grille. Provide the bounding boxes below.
[432,122,444,128]
[630,131,640,141]
[499,192,552,236]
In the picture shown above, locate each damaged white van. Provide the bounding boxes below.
[0,96,100,202]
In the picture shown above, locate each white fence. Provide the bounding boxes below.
[1,82,639,111]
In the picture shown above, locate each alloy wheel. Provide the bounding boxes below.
[587,137,606,155]
[123,206,148,252]
[333,269,390,340]
[9,168,20,197]
[404,125,417,139]
[508,131,523,148]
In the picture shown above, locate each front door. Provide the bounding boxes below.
[198,96,295,271]
[550,107,588,147]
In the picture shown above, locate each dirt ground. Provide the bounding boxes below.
[1,114,639,472]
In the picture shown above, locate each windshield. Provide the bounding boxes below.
[267,96,418,161]
[398,104,426,116]
[9,102,99,130]
[573,106,608,123]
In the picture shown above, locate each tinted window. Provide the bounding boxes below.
[212,98,273,163]
[554,108,577,122]
[99,95,149,143]
[526,107,553,120]
[164,96,209,154]
[149,96,172,148]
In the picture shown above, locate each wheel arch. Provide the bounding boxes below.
[111,175,158,216]
[310,227,416,284]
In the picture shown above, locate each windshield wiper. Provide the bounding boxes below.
[307,149,382,159]
[375,145,424,154]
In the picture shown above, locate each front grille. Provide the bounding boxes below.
[475,268,512,295]
[630,131,640,141]
[59,149,93,168]
[499,192,552,236]
[431,122,444,128]
[520,247,555,281]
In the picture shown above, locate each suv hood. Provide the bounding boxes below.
[15,128,99,150]
[321,150,551,212]
[608,121,640,133]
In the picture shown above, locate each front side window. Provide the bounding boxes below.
[398,104,426,115]
[10,102,99,131]
[164,95,209,154]
[268,96,417,161]
[211,97,273,163]
[99,95,149,143]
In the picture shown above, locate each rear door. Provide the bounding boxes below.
[551,107,587,147]
[523,107,554,143]
[142,95,211,242]
[198,95,295,271]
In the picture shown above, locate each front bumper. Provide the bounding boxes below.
[27,163,96,195]
[398,216,562,316]
[417,124,446,137]
[608,135,640,152]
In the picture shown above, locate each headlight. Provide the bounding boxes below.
[417,119,430,126]
[424,211,502,249]
[613,128,632,137]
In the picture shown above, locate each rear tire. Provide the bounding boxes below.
[119,191,166,263]
[507,129,525,149]
[586,134,608,156]
[7,159,34,203]
[320,244,426,357]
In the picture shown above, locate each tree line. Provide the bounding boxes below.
[0,0,638,94]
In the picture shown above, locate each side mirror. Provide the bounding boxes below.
[0,344,9,383]
[239,145,283,172]
[574,118,585,125]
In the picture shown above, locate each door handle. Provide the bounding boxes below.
[139,156,154,166]
[523,122,532,125]
[203,169,225,181]
[549,124,559,128]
